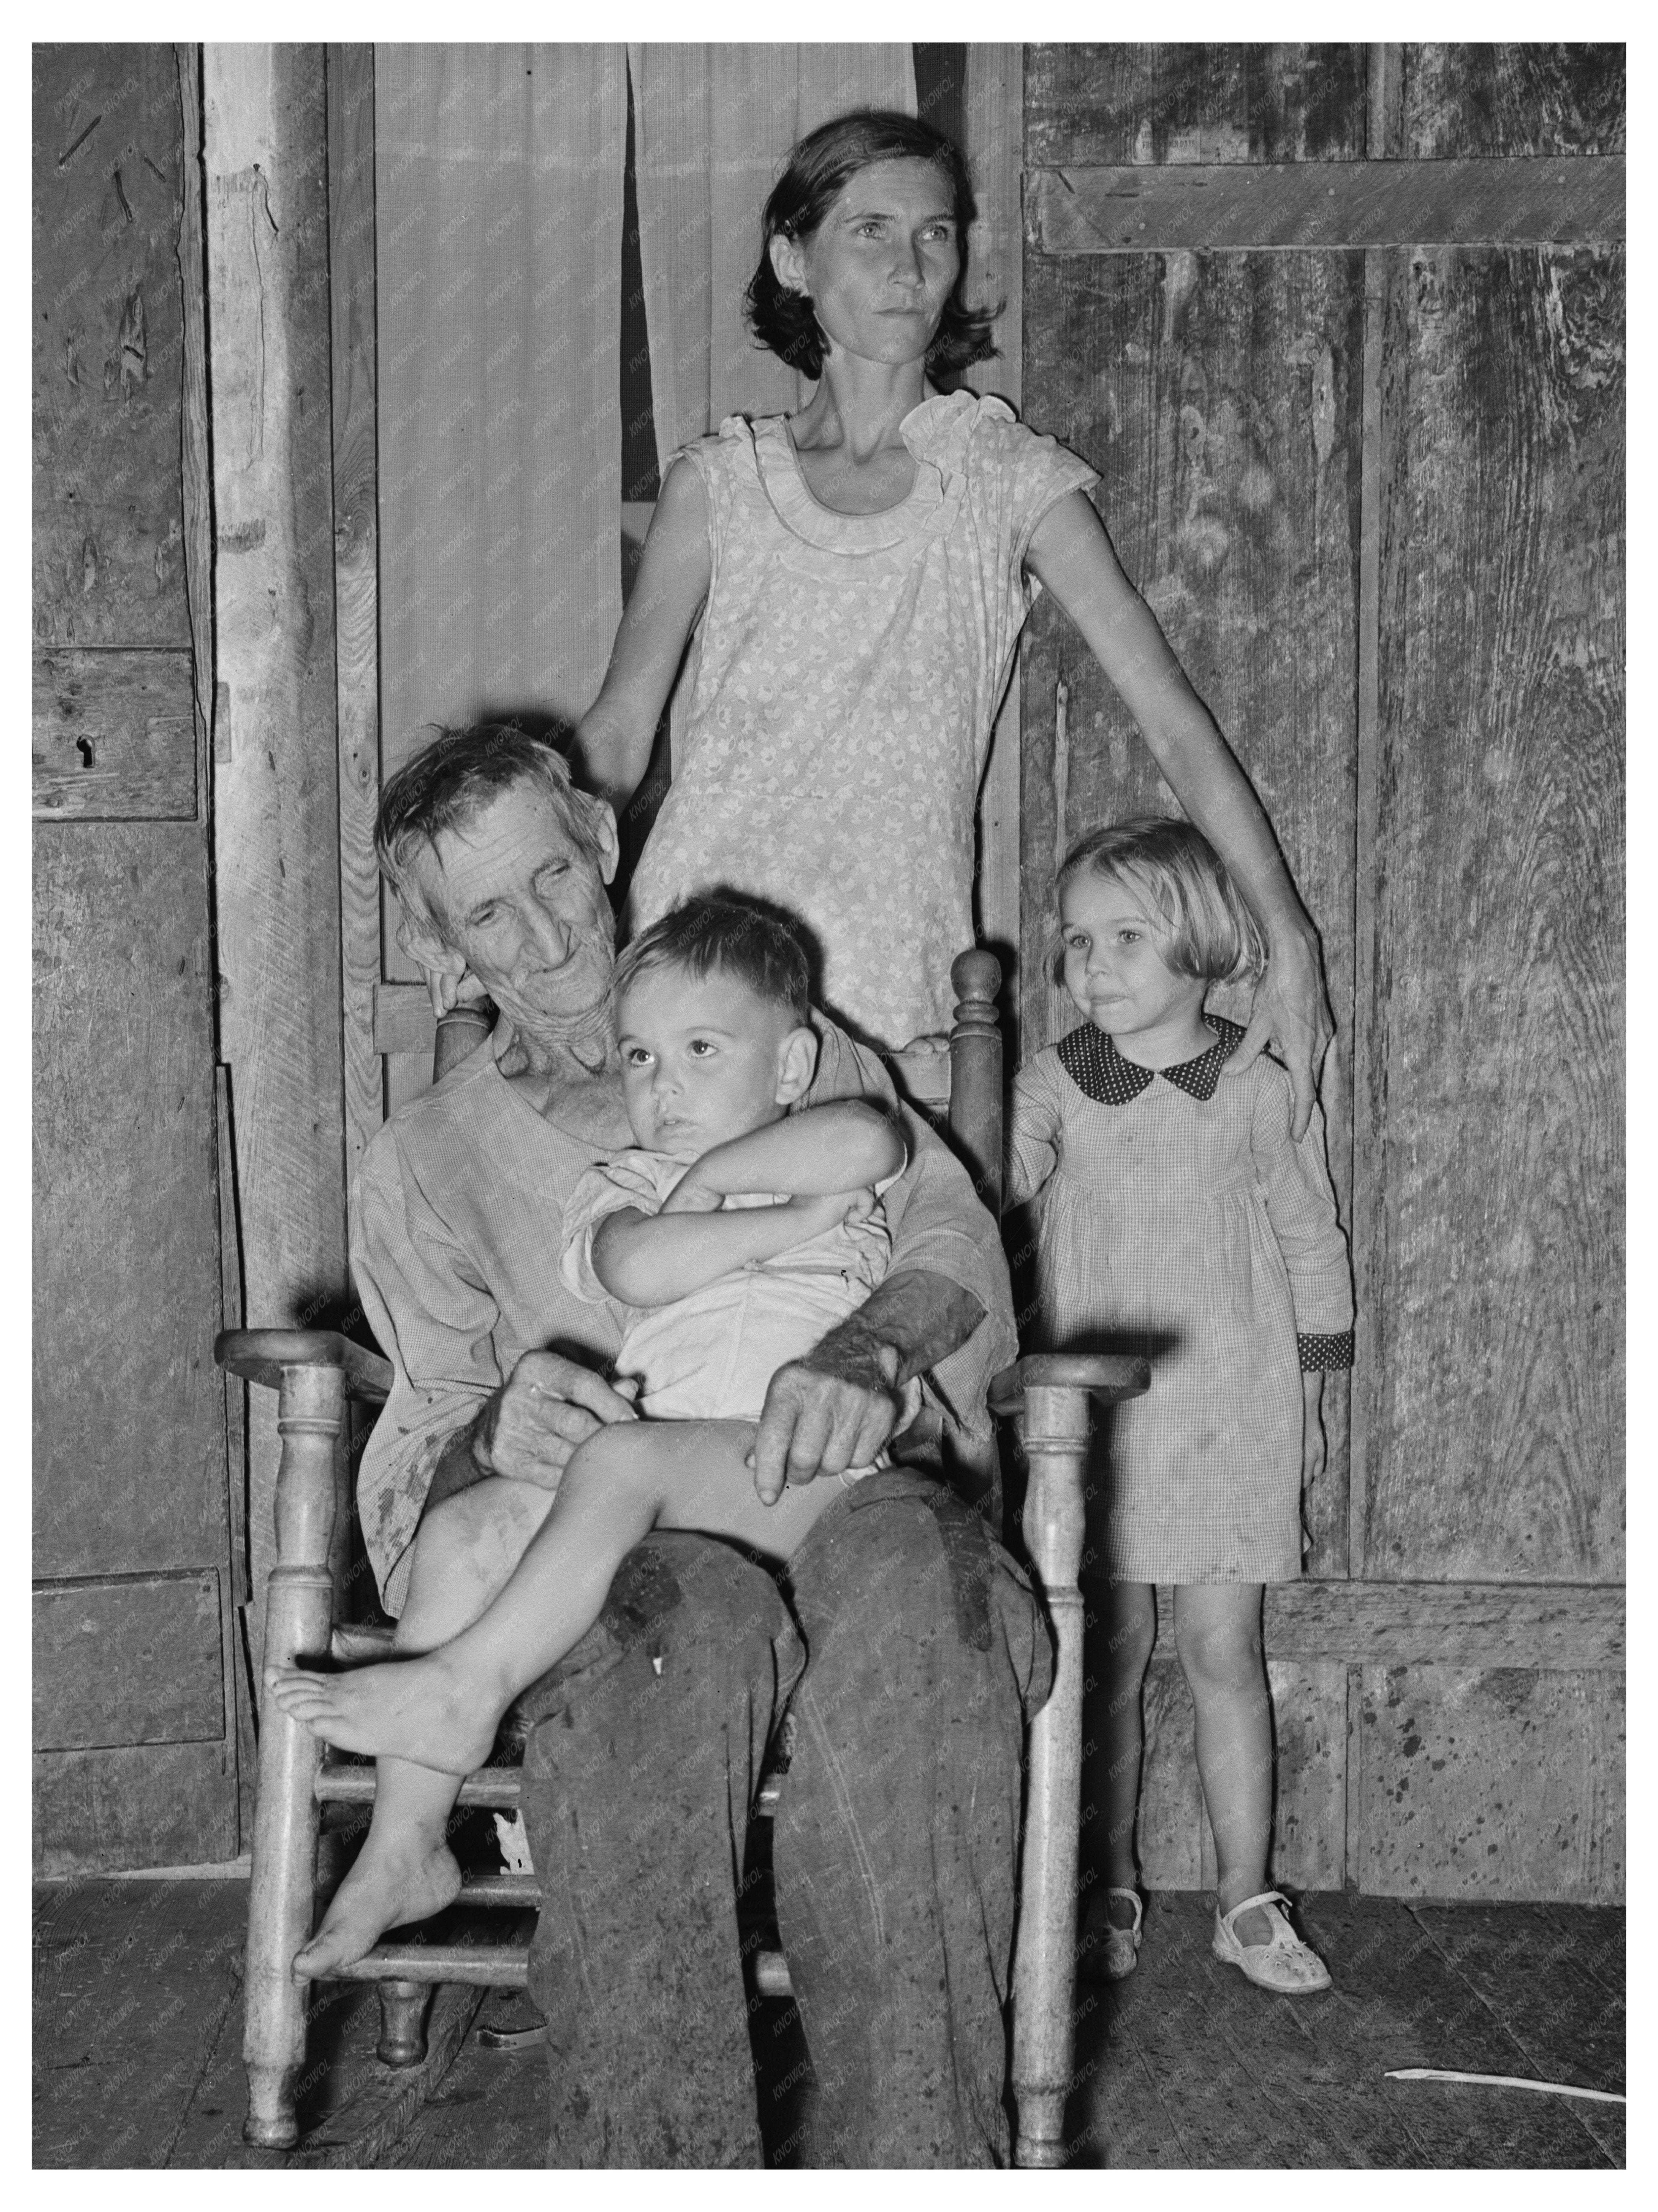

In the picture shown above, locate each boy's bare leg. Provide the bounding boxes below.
[267,1422,847,1773]
[293,1477,554,1980]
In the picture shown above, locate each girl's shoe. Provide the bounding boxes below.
[1212,1890,1332,1994]
[1082,1886,1143,1981]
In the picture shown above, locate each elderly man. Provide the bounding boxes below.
[318,724,1049,2167]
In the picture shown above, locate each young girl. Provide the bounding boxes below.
[1008,819,1353,1995]
[570,108,1331,1131]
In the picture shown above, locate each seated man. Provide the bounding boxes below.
[332,723,1050,2168]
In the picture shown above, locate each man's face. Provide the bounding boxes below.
[616,966,802,1159]
[407,781,617,1034]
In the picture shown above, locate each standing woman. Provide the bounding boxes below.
[577,110,1332,1127]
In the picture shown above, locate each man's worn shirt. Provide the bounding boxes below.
[352,1018,1014,1614]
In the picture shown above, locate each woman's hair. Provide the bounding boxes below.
[744,108,999,384]
[375,723,610,920]
[1057,818,1268,988]
[614,895,811,1027]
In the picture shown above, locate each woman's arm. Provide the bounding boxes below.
[592,1191,856,1309]
[572,456,714,813]
[1025,489,1334,1136]
[666,1102,903,1209]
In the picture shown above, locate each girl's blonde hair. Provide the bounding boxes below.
[1057,818,1268,987]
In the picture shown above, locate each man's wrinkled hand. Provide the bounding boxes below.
[750,1335,905,1506]
[474,1350,637,1491]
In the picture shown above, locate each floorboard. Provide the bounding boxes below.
[33,1880,1624,2168]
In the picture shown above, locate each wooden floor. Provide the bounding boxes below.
[33,1880,1624,2169]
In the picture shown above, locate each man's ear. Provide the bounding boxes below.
[774,1023,820,1107]
[769,230,808,299]
[395,906,471,995]
[590,799,620,886]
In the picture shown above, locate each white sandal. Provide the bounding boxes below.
[1212,1889,1332,1994]
[1084,1885,1144,1981]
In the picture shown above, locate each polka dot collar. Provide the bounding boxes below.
[1056,1016,1246,1106]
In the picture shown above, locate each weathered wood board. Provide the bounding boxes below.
[33,1740,238,1876]
[1025,44,1369,168]
[33,1572,225,1750]
[33,824,231,1580]
[32,46,193,650]
[1356,1665,1624,1901]
[32,647,196,819]
[204,44,350,1679]
[1359,243,1624,1582]
[1399,44,1627,157]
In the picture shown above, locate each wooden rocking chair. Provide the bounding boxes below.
[217,949,1148,2165]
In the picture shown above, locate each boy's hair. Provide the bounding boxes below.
[375,723,609,920]
[744,108,998,384]
[1058,818,1268,988]
[614,896,811,1027]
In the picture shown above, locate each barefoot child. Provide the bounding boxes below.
[1008,820,1353,1994]
[266,897,915,1779]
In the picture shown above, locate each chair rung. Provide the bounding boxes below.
[457,1873,541,1908]
[754,1950,792,1998]
[316,1762,522,1809]
[333,1942,530,1989]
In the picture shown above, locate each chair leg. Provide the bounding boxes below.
[376,1980,432,2068]
[1010,1383,1092,2170]
[241,1362,345,2149]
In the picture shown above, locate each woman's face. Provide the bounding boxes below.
[771,156,961,371]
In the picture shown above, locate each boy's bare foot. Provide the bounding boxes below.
[294,1834,462,1981]
[264,1653,500,1776]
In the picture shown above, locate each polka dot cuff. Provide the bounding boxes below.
[1298,1330,1354,1373]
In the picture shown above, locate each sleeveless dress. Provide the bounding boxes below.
[627,391,1098,1050]
[1008,1018,1355,1585]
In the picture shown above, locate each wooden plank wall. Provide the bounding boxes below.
[1021,43,1624,1902]
[32,43,240,1869]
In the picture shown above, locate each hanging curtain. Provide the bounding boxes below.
[629,44,917,477]
[375,44,627,766]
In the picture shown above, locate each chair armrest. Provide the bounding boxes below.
[989,1353,1150,1417]
[215,1327,393,1405]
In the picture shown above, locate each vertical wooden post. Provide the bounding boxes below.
[964,43,1025,1058]
[948,948,1003,1217]
[1010,1381,1090,2169]
[1350,43,1403,1583]
[203,46,349,1678]
[241,1360,342,2148]
[327,44,385,1188]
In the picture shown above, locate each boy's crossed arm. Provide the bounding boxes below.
[592,1102,904,1309]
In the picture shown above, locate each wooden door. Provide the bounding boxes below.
[32,44,242,1871]
[1019,43,1623,1900]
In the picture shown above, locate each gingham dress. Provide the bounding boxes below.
[1008,1018,1354,1584]
[627,391,1098,1050]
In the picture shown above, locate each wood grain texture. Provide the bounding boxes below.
[1028,157,1625,256]
[1401,45,1625,159]
[1357,1665,1624,1902]
[327,44,385,1192]
[203,45,350,1681]
[33,1573,224,1750]
[1020,245,1362,1570]
[33,823,231,1579]
[1026,44,1368,169]
[1359,243,1624,1581]
[33,1740,238,1876]
[175,45,215,792]
[1264,1579,1623,1668]
[32,46,193,650]
[32,647,196,818]
[963,43,1024,1053]
[1266,1658,1347,1890]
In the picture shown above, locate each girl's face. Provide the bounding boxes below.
[1060,871,1210,1057]
[770,157,960,372]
